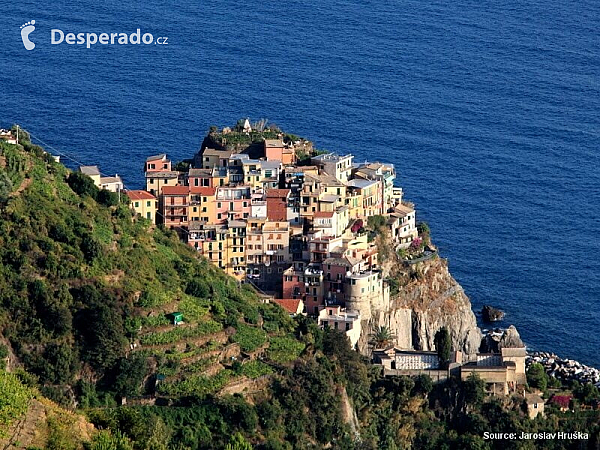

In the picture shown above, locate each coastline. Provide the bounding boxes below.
[527,351,600,387]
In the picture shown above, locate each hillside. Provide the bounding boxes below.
[1,131,599,449]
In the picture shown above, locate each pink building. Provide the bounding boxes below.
[214,186,251,223]
[282,263,324,316]
[145,154,171,172]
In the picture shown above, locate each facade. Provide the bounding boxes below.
[99,175,124,193]
[387,203,418,248]
[317,305,361,348]
[312,153,354,183]
[79,165,101,186]
[460,347,527,395]
[145,154,172,172]
[146,170,180,197]
[126,190,157,223]
[160,186,189,230]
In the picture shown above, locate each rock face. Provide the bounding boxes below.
[482,305,505,322]
[358,255,482,356]
[480,325,524,353]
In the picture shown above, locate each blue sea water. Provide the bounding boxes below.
[2,1,600,366]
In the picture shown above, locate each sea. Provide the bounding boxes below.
[2,0,600,367]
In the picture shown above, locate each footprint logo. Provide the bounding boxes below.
[20,20,36,50]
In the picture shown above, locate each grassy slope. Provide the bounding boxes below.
[0,138,300,409]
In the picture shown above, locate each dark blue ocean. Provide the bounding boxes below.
[2,1,600,366]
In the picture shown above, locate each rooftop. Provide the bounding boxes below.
[312,153,353,162]
[347,179,378,189]
[126,190,156,201]
[264,139,284,148]
[162,186,189,195]
[79,165,100,176]
[190,186,217,196]
[273,299,303,314]
[145,170,179,179]
[266,188,291,198]
[146,153,166,162]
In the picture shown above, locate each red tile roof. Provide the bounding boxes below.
[126,190,156,200]
[190,186,217,195]
[273,299,303,314]
[162,186,189,195]
[265,189,290,198]
[314,211,334,218]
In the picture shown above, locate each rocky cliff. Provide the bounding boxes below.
[358,250,482,356]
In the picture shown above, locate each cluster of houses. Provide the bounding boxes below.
[120,137,419,346]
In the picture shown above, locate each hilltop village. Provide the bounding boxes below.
[65,121,600,406]
[81,121,419,346]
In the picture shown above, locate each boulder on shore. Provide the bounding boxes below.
[480,325,524,353]
[482,305,505,322]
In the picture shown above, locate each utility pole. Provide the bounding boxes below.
[16,125,19,145]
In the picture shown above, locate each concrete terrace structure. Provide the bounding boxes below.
[460,347,527,395]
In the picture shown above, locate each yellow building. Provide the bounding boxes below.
[189,186,217,224]
[145,170,180,197]
[126,190,158,224]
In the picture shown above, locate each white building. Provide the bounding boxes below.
[317,305,361,348]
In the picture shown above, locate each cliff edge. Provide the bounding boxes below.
[358,246,482,355]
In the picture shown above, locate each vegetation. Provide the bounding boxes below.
[1,131,600,449]
[434,327,452,368]
[0,370,33,438]
[369,326,396,349]
[527,362,549,391]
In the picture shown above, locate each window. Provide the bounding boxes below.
[134,201,140,208]
[217,202,222,208]
[345,323,350,331]
[146,212,151,219]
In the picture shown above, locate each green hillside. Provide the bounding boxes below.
[1,131,599,450]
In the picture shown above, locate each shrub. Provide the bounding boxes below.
[97,189,119,207]
[67,171,98,199]
[367,215,386,230]
[81,234,103,262]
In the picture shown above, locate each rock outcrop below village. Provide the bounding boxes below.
[359,252,482,355]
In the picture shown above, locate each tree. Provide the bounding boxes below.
[527,362,548,391]
[113,354,149,398]
[67,171,98,198]
[225,433,252,450]
[367,215,386,230]
[413,374,433,397]
[434,327,451,368]
[462,373,485,412]
[97,189,119,207]
[0,171,13,203]
[81,234,103,262]
[369,326,396,349]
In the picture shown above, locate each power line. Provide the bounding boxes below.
[26,130,195,236]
